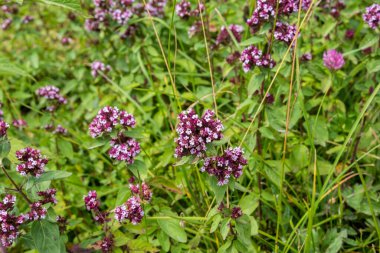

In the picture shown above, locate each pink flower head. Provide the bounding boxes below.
[26,202,47,221]
[37,189,57,205]
[129,182,152,202]
[91,61,111,77]
[231,206,243,219]
[101,235,114,253]
[15,147,48,177]
[53,125,68,135]
[89,106,120,137]
[114,196,144,224]
[12,119,27,129]
[240,45,276,72]
[109,133,140,164]
[176,0,191,19]
[216,24,244,46]
[201,147,247,186]
[84,190,100,211]
[0,195,26,247]
[0,120,9,137]
[145,0,167,17]
[363,4,380,30]
[323,49,345,70]
[175,109,223,158]
[274,22,297,45]
[1,18,12,31]
[36,85,67,107]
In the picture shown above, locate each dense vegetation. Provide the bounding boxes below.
[0,0,379,252]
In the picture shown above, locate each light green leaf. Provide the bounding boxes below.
[31,220,61,253]
[34,171,72,183]
[37,0,81,12]
[157,218,187,243]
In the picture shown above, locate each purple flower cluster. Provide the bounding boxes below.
[22,15,33,24]
[89,106,120,137]
[109,133,141,164]
[363,4,380,30]
[145,0,167,17]
[36,85,67,112]
[12,119,27,129]
[1,18,12,30]
[301,53,312,62]
[175,0,204,19]
[323,49,345,70]
[83,190,109,224]
[15,147,48,177]
[89,106,140,164]
[231,206,243,219]
[0,195,25,247]
[129,179,152,202]
[37,189,57,205]
[246,0,299,33]
[101,235,114,253]
[175,109,223,158]
[240,45,276,72]
[215,24,244,46]
[0,120,9,137]
[226,51,241,65]
[274,22,297,45]
[84,190,100,211]
[329,0,345,18]
[53,125,68,135]
[114,196,144,224]
[201,147,247,186]
[26,202,47,221]
[85,0,167,34]
[91,61,111,77]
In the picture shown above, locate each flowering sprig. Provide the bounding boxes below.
[175,109,223,158]
[89,106,140,164]
[323,49,345,71]
[363,4,380,30]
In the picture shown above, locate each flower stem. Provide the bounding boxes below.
[0,165,32,204]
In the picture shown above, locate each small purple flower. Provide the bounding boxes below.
[200,147,247,186]
[84,190,100,211]
[175,109,223,158]
[22,16,34,24]
[37,189,57,205]
[240,46,276,72]
[0,120,9,137]
[274,22,297,45]
[12,119,27,129]
[323,49,345,70]
[216,24,244,46]
[61,37,72,45]
[0,195,26,247]
[114,196,144,224]
[36,85,67,105]
[109,133,140,164]
[176,0,191,19]
[91,61,111,77]
[85,19,100,31]
[89,106,120,137]
[345,29,355,39]
[231,206,243,219]
[363,4,380,30]
[53,125,68,135]
[226,51,241,65]
[188,20,202,38]
[1,18,12,30]
[26,202,47,221]
[15,147,48,177]
[100,235,114,253]
[129,181,152,202]
[145,0,167,17]
[301,53,312,62]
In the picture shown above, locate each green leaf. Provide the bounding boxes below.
[0,58,33,79]
[31,220,61,253]
[34,171,72,183]
[57,138,73,160]
[325,230,347,253]
[239,194,259,215]
[157,230,170,252]
[209,176,227,204]
[157,218,187,243]
[235,215,251,246]
[220,218,230,240]
[0,138,11,159]
[210,214,222,233]
[249,216,258,236]
[37,0,81,12]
